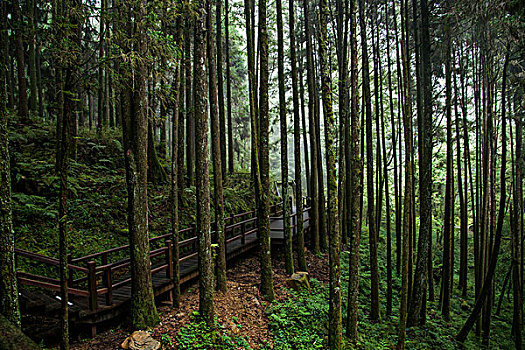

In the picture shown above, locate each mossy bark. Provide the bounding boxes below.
[345,0,362,341]
[318,0,341,347]
[276,0,293,276]
[194,0,215,326]
[171,17,183,308]
[207,0,227,293]
[120,0,159,330]
[257,0,275,301]
[0,1,20,326]
[288,0,306,272]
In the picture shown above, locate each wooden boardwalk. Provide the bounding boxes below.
[16,201,310,337]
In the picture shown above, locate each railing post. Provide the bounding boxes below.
[101,253,112,306]
[87,261,98,311]
[241,215,246,245]
[166,240,173,279]
[67,254,73,288]
[192,223,197,253]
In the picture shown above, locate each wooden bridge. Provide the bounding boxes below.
[15,201,311,338]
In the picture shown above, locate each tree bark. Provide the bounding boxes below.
[258,0,275,301]
[194,0,215,325]
[289,0,306,272]
[207,0,227,293]
[276,0,293,275]
[120,0,159,330]
[0,0,20,327]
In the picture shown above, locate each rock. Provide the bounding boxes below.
[121,331,161,350]
[286,272,311,293]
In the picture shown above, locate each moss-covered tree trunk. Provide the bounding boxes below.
[276,0,293,275]
[345,0,362,342]
[408,0,433,327]
[302,0,319,253]
[207,0,227,293]
[0,1,20,327]
[359,0,380,323]
[0,314,39,350]
[120,0,159,330]
[170,16,183,308]
[215,0,227,178]
[397,3,415,346]
[288,0,306,272]
[194,0,215,326]
[225,0,234,173]
[258,0,275,301]
[184,15,194,186]
[318,0,341,347]
[12,0,28,120]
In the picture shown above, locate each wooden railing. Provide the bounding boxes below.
[15,201,304,312]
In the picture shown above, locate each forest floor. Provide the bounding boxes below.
[70,249,328,350]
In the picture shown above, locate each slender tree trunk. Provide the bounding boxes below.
[207,0,227,293]
[258,0,275,301]
[120,1,159,330]
[302,0,320,253]
[454,58,468,297]
[298,52,311,198]
[216,0,227,177]
[12,0,28,120]
[170,22,182,307]
[28,0,37,114]
[318,0,341,346]
[225,0,234,173]
[397,5,415,347]
[346,0,362,341]
[456,51,509,344]
[511,84,523,349]
[441,7,453,320]
[0,0,20,327]
[185,16,194,186]
[289,0,306,272]
[276,0,293,275]
[359,0,380,323]
[194,0,215,325]
[407,0,433,327]
[97,0,105,134]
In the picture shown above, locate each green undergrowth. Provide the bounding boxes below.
[9,120,256,275]
[266,225,515,349]
[165,315,253,349]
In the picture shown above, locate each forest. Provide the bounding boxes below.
[0,0,524,349]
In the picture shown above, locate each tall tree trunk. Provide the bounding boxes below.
[0,0,20,327]
[456,51,509,344]
[184,16,194,186]
[207,0,227,293]
[346,0,362,341]
[511,84,523,349]
[12,0,28,120]
[397,3,415,346]
[120,0,159,330]
[225,0,234,173]
[216,0,227,177]
[194,0,215,325]
[302,0,320,253]
[298,51,310,198]
[318,0,341,346]
[276,0,293,275]
[454,57,468,297]
[28,0,38,113]
[170,17,183,308]
[258,0,275,301]
[441,6,453,320]
[407,0,433,327]
[289,0,306,272]
[97,0,105,135]
[359,0,380,323]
